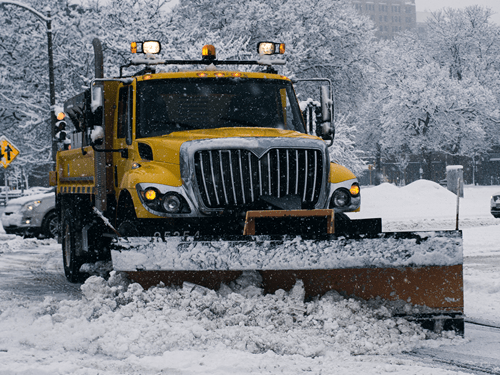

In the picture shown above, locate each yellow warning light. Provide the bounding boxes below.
[56,112,65,121]
[144,75,152,80]
[197,73,208,77]
[131,42,137,54]
[144,189,157,201]
[215,72,225,77]
[350,184,360,196]
[232,72,242,77]
[202,45,216,60]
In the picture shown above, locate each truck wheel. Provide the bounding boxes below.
[62,207,88,283]
[42,210,58,238]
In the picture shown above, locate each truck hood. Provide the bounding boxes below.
[137,128,322,165]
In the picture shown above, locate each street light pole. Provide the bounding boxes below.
[46,11,57,162]
[0,1,57,162]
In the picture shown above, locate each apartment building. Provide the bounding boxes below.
[352,0,417,38]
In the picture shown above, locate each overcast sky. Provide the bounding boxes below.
[417,0,500,24]
[76,0,500,25]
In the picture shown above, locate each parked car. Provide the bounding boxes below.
[1,188,58,238]
[491,193,500,218]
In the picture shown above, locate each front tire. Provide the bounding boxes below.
[62,205,88,283]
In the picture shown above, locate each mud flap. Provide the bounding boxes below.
[111,230,463,334]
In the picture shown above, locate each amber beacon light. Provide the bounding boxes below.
[202,45,216,60]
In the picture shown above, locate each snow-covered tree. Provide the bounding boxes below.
[359,6,500,180]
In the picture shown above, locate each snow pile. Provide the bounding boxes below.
[0,234,50,254]
[113,231,462,271]
[0,272,457,362]
[350,181,500,230]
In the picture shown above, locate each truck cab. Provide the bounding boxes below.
[52,40,360,281]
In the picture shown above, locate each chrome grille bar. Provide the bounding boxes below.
[228,151,238,204]
[295,150,299,195]
[258,159,263,196]
[267,153,272,196]
[199,152,211,206]
[209,151,220,205]
[303,150,308,201]
[238,150,246,204]
[277,149,280,198]
[311,151,318,202]
[248,152,254,202]
[286,150,290,195]
[219,150,229,204]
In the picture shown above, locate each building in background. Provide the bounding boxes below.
[352,0,417,38]
[416,11,431,36]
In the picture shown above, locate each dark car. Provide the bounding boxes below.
[491,193,500,218]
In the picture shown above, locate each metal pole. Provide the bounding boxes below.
[4,170,8,205]
[455,177,460,230]
[47,11,57,162]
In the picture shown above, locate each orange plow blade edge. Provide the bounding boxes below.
[111,229,464,334]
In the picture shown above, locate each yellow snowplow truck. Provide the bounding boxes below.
[51,39,464,334]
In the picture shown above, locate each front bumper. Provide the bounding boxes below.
[1,212,43,234]
[491,207,500,217]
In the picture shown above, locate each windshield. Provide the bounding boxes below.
[136,78,305,138]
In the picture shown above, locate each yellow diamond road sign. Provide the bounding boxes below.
[0,136,20,169]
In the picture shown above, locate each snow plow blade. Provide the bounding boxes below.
[111,211,463,334]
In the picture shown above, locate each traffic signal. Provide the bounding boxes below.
[55,120,67,141]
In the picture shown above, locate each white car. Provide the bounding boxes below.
[491,193,500,218]
[1,189,58,238]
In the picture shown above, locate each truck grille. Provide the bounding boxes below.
[194,148,323,208]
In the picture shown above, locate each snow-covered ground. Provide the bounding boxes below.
[0,180,499,374]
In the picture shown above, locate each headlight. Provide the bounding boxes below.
[138,186,190,215]
[163,194,182,213]
[22,200,41,211]
[332,189,350,208]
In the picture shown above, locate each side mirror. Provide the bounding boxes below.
[91,85,103,112]
[320,86,332,123]
[317,86,335,143]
